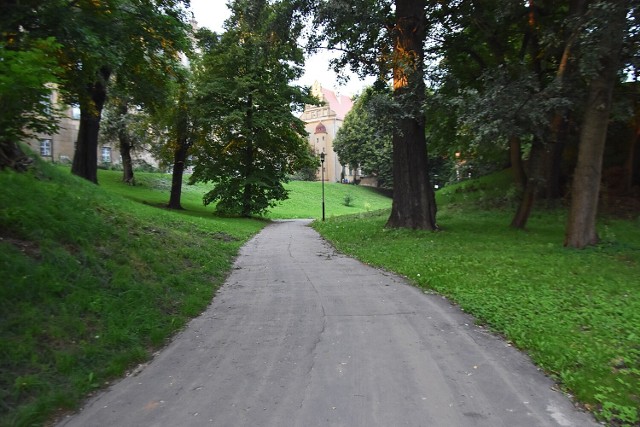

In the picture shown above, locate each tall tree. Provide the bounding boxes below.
[21,0,191,183]
[564,1,630,248]
[190,0,315,217]
[166,71,196,210]
[334,86,394,189]
[311,0,437,229]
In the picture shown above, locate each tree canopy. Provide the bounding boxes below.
[0,37,61,170]
[333,86,393,189]
[189,0,316,217]
[3,0,192,182]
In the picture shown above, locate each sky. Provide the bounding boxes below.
[188,0,374,97]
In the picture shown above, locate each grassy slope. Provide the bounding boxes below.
[268,180,392,219]
[97,169,392,220]
[0,165,391,426]
[0,164,265,426]
[314,170,640,427]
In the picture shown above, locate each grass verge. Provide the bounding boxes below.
[313,175,640,427]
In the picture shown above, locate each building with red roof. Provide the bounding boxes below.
[300,81,356,183]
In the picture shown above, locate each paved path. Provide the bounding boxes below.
[58,220,598,427]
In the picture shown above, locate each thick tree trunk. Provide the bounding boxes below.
[509,136,526,189]
[167,140,188,210]
[564,3,626,248]
[386,0,437,230]
[71,67,111,184]
[168,86,191,210]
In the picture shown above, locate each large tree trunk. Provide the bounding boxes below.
[386,0,437,230]
[72,67,111,184]
[564,3,626,248]
[168,85,191,210]
[167,139,188,210]
[509,136,527,189]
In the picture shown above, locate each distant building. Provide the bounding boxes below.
[25,90,80,164]
[26,90,158,169]
[301,81,359,183]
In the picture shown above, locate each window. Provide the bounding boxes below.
[101,146,112,163]
[40,139,52,157]
[71,104,81,120]
[40,94,52,116]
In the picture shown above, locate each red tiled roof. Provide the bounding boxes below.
[321,87,353,121]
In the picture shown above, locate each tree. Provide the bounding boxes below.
[0,37,61,170]
[334,86,394,188]
[311,0,437,229]
[190,0,315,217]
[99,91,158,185]
[425,1,585,228]
[565,2,630,248]
[165,71,196,210]
[18,0,191,183]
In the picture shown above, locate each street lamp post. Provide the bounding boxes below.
[320,151,325,221]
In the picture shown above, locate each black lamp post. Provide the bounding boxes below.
[320,151,325,221]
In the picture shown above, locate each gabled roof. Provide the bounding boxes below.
[310,81,353,121]
[320,87,353,121]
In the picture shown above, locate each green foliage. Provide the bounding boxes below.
[190,0,315,217]
[5,0,192,181]
[334,86,394,188]
[0,38,61,146]
[342,192,354,207]
[314,171,640,426]
[0,162,264,425]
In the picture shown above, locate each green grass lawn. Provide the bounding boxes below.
[313,174,640,426]
[96,168,392,220]
[268,180,392,219]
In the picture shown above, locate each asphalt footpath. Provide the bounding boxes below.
[57,219,599,427]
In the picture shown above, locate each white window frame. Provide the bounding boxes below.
[101,146,112,163]
[71,104,81,120]
[40,139,52,157]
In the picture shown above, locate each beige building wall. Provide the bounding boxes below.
[25,90,80,163]
[300,82,354,182]
[25,90,159,169]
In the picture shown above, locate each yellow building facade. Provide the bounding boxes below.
[301,82,355,182]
